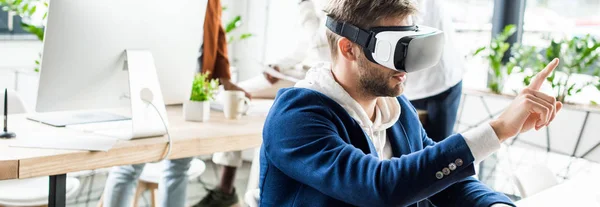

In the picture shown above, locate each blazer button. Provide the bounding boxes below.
[455,158,464,167]
[442,168,451,175]
[435,171,444,179]
[449,163,457,171]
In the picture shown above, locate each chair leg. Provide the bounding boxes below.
[147,182,159,207]
[96,193,104,207]
[133,181,149,207]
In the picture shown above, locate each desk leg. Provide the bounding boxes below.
[49,174,67,207]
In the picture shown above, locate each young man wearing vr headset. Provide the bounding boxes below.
[259,0,563,206]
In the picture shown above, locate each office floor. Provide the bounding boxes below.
[66,159,252,207]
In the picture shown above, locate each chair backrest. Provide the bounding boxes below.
[513,164,559,198]
[0,89,29,114]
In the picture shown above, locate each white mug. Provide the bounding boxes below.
[221,90,250,119]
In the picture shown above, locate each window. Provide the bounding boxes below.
[0,10,28,35]
[523,0,600,46]
[447,0,496,90]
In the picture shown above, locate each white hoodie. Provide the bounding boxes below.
[295,63,399,160]
[295,63,501,164]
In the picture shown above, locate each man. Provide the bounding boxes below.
[101,0,249,206]
[405,0,465,141]
[259,0,562,206]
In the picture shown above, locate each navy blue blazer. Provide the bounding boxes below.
[259,88,514,207]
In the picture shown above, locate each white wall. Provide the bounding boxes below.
[0,39,42,110]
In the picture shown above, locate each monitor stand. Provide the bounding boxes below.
[124,49,169,139]
[28,50,169,140]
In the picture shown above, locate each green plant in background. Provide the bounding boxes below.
[1,0,47,72]
[523,35,600,103]
[473,24,517,94]
[190,72,220,102]
[222,6,253,44]
[0,0,46,40]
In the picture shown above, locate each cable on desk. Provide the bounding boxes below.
[144,100,172,161]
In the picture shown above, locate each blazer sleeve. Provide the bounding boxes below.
[263,89,480,207]
[410,104,516,206]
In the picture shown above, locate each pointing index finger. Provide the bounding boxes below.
[528,58,559,91]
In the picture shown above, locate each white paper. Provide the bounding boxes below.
[262,65,301,83]
[10,133,118,151]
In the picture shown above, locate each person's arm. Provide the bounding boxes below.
[269,0,320,70]
[408,105,514,206]
[423,59,563,207]
[212,24,232,81]
[263,89,480,207]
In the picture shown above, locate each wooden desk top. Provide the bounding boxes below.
[0,104,267,180]
[0,100,428,181]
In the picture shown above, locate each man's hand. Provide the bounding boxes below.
[220,78,252,99]
[264,65,281,84]
[490,58,564,142]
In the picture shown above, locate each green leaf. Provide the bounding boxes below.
[591,100,598,106]
[239,33,253,40]
[42,11,47,20]
[35,60,39,65]
[20,22,44,41]
[224,15,241,34]
[473,46,486,56]
[524,75,532,85]
[28,5,35,16]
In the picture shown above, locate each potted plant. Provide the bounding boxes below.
[522,35,600,103]
[184,72,219,122]
[473,25,518,94]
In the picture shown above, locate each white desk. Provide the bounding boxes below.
[516,174,600,206]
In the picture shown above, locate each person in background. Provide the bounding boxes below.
[403,0,465,142]
[258,0,563,206]
[191,0,252,206]
[238,0,331,99]
[101,0,249,206]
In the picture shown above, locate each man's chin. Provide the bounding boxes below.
[384,85,404,97]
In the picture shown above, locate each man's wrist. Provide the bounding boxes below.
[489,120,508,142]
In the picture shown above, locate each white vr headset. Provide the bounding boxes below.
[325,16,445,73]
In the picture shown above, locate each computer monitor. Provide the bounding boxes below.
[30,0,208,139]
[36,0,206,113]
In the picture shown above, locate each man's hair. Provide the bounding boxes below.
[324,0,417,60]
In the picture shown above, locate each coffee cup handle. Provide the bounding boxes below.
[239,97,251,115]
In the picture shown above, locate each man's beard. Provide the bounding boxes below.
[357,56,404,97]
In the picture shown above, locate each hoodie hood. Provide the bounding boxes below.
[295,63,401,133]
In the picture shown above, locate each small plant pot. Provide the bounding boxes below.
[183,100,210,122]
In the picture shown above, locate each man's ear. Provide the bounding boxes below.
[337,37,358,61]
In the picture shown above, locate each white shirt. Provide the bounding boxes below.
[403,0,465,100]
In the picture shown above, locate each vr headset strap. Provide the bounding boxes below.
[326,16,376,52]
